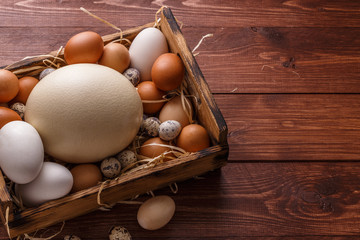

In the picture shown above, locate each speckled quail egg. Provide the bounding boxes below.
[159,120,182,141]
[141,117,161,137]
[116,150,137,169]
[39,67,56,80]
[109,226,132,240]
[123,68,140,86]
[64,235,81,240]
[10,102,25,119]
[100,157,121,179]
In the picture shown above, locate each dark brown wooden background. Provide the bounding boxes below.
[1,0,360,239]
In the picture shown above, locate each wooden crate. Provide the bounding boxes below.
[0,7,228,238]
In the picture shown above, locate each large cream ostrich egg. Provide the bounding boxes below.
[25,64,143,163]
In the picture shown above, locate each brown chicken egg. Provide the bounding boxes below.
[137,81,165,114]
[11,76,39,104]
[0,107,22,129]
[159,96,191,128]
[70,164,102,192]
[151,53,185,91]
[140,137,171,158]
[0,69,19,103]
[176,124,210,152]
[98,42,130,73]
[64,31,104,64]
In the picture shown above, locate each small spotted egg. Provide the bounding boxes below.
[39,67,56,80]
[141,117,161,137]
[10,102,26,119]
[159,120,182,141]
[116,150,137,169]
[109,226,132,240]
[64,235,81,240]
[123,68,140,86]
[100,157,121,179]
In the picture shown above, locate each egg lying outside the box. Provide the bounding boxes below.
[129,27,168,81]
[25,64,143,163]
[15,162,73,207]
[0,121,44,184]
[137,195,176,230]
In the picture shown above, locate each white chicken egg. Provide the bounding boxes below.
[15,162,73,207]
[129,27,168,81]
[0,121,44,184]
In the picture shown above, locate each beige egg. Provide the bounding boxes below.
[98,43,130,73]
[137,195,175,230]
[159,96,192,128]
[25,64,143,163]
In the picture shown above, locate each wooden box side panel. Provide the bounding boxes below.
[160,7,228,146]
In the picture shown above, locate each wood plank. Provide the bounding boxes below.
[2,162,360,239]
[215,94,360,161]
[1,26,360,93]
[0,1,359,27]
[195,27,360,93]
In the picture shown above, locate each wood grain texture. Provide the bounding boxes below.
[0,0,359,28]
[2,162,360,239]
[217,94,360,161]
[195,27,360,93]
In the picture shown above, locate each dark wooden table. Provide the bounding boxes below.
[1,0,360,239]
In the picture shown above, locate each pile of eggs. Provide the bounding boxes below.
[0,26,211,228]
